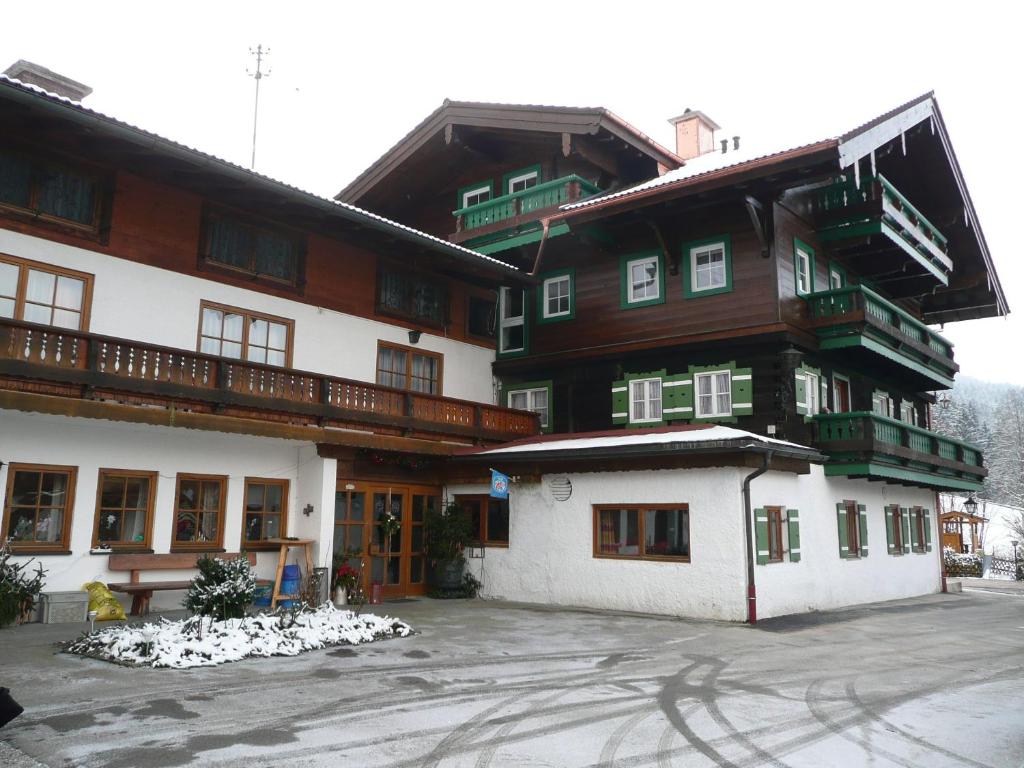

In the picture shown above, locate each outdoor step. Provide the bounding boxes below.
[946,579,963,593]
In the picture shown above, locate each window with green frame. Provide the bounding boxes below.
[682,236,732,298]
[504,379,553,432]
[457,180,494,209]
[827,261,847,290]
[619,251,665,309]
[502,165,542,195]
[537,269,574,323]
[794,238,816,296]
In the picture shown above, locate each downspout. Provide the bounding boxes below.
[936,489,947,593]
[529,218,553,276]
[742,451,773,624]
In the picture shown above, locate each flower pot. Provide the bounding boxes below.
[332,586,349,608]
[436,560,464,590]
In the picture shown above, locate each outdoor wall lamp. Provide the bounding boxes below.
[302,504,314,517]
[408,330,422,344]
[964,496,978,516]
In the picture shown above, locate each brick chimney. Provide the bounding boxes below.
[668,109,720,161]
[3,60,92,101]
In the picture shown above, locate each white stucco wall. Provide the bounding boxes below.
[0,229,497,404]
[0,409,336,610]
[751,468,941,619]
[450,467,750,621]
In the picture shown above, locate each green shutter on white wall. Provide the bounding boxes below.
[611,378,628,425]
[885,506,896,554]
[858,503,869,557]
[787,509,801,562]
[663,373,693,422]
[732,366,753,415]
[909,508,920,551]
[754,508,769,565]
[795,372,808,416]
[837,502,849,558]
[901,508,911,555]
[924,508,933,552]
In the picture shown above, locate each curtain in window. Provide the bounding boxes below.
[379,271,408,313]
[413,282,442,323]
[411,353,437,394]
[0,151,32,207]
[254,231,296,281]
[37,166,96,224]
[208,218,253,270]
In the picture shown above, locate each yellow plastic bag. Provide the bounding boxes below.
[83,581,126,622]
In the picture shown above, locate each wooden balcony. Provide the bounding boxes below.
[815,173,952,288]
[813,412,985,491]
[450,175,601,254]
[806,284,957,389]
[0,318,540,448]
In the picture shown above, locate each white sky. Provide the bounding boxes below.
[4,1,1021,384]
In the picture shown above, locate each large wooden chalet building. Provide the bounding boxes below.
[0,62,1007,620]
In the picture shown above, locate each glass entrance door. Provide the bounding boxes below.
[371,488,404,596]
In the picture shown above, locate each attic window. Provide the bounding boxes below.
[0,149,101,230]
[202,212,302,286]
[461,185,492,209]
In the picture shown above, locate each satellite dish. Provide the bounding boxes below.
[549,477,572,502]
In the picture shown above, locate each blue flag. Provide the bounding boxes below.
[490,469,510,499]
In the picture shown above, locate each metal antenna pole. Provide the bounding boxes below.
[247,45,271,169]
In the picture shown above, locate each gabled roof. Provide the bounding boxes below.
[335,100,684,204]
[0,74,521,279]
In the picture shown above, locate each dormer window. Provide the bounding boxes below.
[461,185,492,208]
[505,166,540,195]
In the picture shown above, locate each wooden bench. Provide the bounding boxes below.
[107,552,260,616]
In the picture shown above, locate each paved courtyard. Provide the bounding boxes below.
[0,590,1022,767]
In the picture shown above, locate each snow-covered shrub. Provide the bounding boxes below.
[183,555,256,621]
[0,542,45,628]
[943,546,982,577]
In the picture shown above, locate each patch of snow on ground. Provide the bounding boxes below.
[62,605,412,668]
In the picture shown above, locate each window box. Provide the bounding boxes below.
[619,252,665,309]
[0,254,93,331]
[376,341,443,395]
[593,505,690,562]
[2,464,77,553]
[92,469,157,551]
[200,210,304,288]
[536,268,574,323]
[682,236,732,298]
[198,301,294,367]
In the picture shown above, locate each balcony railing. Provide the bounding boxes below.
[451,175,601,243]
[813,412,985,491]
[0,318,540,444]
[805,284,957,387]
[816,173,952,283]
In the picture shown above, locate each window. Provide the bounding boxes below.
[0,254,92,331]
[833,375,852,413]
[802,371,820,416]
[456,495,510,547]
[794,239,815,296]
[630,378,663,424]
[333,487,367,559]
[507,383,551,430]
[872,391,894,418]
[767,507,785,562]
[460,184,492,209]
[2,464,76,552]
[622,253,663,306]
[198,302,292,367]
[242,478,288,549]
[540,271,573,321]
[498,287,526,354]
[377,266,447,326]
[594,505,690,561]
[172,474,226,550]
[203,212,301,285]
[93,470,156,550]
[912,507,927,553]
[376,341,442,394]
[684,238,731,297]
[467,294,496,339]
[829,264,846,289]
[695,370,731,418]
[0,149,100,229]
[900,401,917,425]
[890,505,904,554]
[838,499,867,559]
[504,166,541,195]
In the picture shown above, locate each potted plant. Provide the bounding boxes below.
[0,541,46,628]
[333,564,360,607]
[425,501,473,590]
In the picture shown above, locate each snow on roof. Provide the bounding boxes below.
[465,423,814,457]
[0,74,518,273]
[563,138,835,212]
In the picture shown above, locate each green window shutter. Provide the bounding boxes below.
[820,378,829,410]
[731,366,753,415]
[794,372,807,416]
[611,378,628,425]
[858,503,869,557]
[909,508,920,551]
[786,509,801,562]
[924,508,933,552]
[754,508,769,565]
[885,507,895,554]
[901,508,911,554]
[836,502,849,558]
[663,373,692,422]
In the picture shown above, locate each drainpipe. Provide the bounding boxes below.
[529,218,553,276]
[742,451,773,624]
[936,489,947,593]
